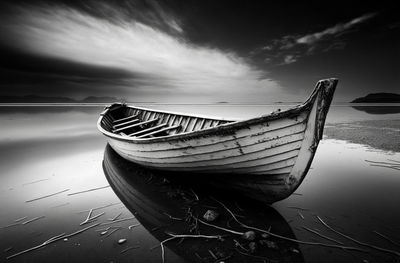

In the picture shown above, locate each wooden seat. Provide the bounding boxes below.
[136,125,180,139]
[113,114,139,124]
[113,118,159,133]
[113,118,139,129]
[128,123,168,137]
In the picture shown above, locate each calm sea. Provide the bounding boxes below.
[0,104,399,263]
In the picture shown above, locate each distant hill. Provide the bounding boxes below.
[0,95,120,103]
[352,93,400,103]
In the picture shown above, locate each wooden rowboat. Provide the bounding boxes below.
[98,78,337,203]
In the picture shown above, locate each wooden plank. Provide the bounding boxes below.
[113,114,138,124]
[112,118,139,129]
[128,123,168,137]
[137,125,180,139]
[113,118,159,133]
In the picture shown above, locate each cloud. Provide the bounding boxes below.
[296,13,376,45]
[0,3,282,102]
[257,13,377,65]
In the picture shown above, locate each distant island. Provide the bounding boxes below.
[0,95,121,103]
[351,93,400,103]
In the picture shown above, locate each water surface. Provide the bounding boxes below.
[0,105,399,262]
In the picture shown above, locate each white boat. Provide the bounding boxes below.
[98,78,337,202]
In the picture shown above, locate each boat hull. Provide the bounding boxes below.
[98,79,337,202]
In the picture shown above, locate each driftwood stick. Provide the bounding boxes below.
[85,209,93,222]
[22,216,45,225]
[120,246,140,254]
[50,202,70,209]
[68,186,110,196]
[298,211,305,219]
[109,212,122,221]
[211,198,366,253]
[6,233,66,260]
[7,223,100,259]
[103,228,119,238]
[373,231,400,247]
[100,217,135,226]
[14,216,28,222]
[317,216,400,257]
[22,178,50,186]
[190,188,199,201]
[163,212,183,221]
[302,226,344,245]
[76,202,121,214]
[80,212,105,226]
[25,189,69,202]
[128,223,141,230]
[198,219,243,235]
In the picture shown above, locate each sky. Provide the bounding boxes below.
[0,0,398,103]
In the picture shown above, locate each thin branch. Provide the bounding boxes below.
[120,246,140,254]
[22,216,45,225]
[108,212,122,221]
[25,189,69,202]
[14,216,28,222]
[76,202,121,214]
[302,226,344,245]
[317,216,400,257]
[100,217,135,226]
[163,212,183,221]
[103,228,119,238]
[128,223,141,230]
[373,231,400,247]
[298,212,305,219]
[198,219,243,235]
[190,188,199,201]
[80,211,105,226]
[22,178,50,186]
[6,223,99,259]
[68,185,110,196]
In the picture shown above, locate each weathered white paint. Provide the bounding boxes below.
[98,78,338,203]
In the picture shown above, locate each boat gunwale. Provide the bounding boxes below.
[97,79,332,144]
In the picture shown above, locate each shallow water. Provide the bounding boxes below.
[0,105,399,263]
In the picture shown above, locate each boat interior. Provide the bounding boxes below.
[100,104,233,139]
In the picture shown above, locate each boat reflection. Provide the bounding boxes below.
[103,145,305,263]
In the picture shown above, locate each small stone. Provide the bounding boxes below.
[289,247,300,253]
[265,240,278,250]
[100,231,108,235]
[63,238,68,242]
[203,210,219,222]
[242,231,256,241]
[118,239,127,244]
[248,242,257,253]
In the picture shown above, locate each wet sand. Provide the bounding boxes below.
[324,120,400,152]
